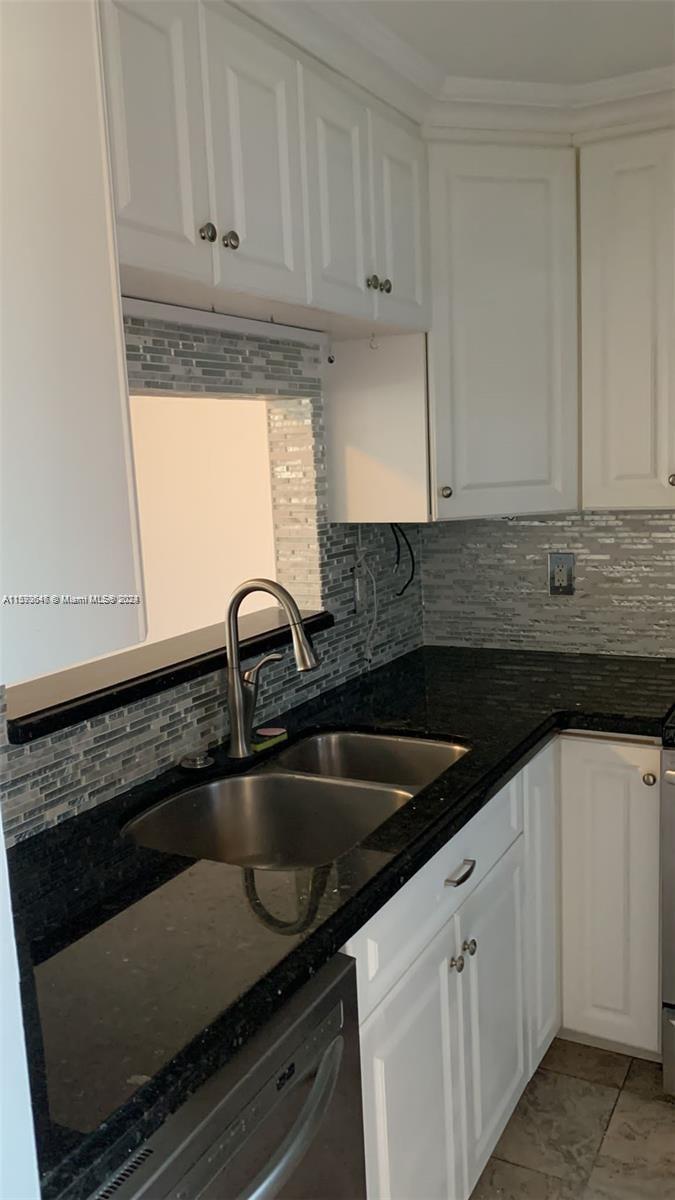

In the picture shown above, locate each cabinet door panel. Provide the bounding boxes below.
[302,69,372,318]
[523,741,561,1075]
[203,4,306,302]
[561,737,661,1053]
[581,131,675,508]
[359,920,463,1200]
[429,144,578,518]
[100,0,213,281]
[457,838,527,1193]
[370,112,430,329]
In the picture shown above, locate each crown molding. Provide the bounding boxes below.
[309,1,445,99]
[235,3,674,140]
[426,67,675,140]
[570,65,675,107]
[437,65,675,108]
[439,75,571,107]
[232,1,433,123]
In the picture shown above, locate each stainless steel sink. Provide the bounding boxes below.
[273,731,469,791]
[123,772,413,870]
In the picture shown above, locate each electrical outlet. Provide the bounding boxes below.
[548,552,575,596]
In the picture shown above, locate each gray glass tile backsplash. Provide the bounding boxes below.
[421,510,675,658]
[3,313,674,845]
[0,316,421,844]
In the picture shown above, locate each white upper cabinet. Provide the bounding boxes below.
[202,3,306,302]
[301,69,372,319]
[369,112,430,329]
[428,144,579,520]
[561,736,661,1055]
[581,131,675,509]
[100,0,214,283]
[99,1,430,325]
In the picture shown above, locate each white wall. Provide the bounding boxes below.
[0,0,146,686]
[130,395,277,643]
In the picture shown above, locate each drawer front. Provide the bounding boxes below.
[344,774,523,1024]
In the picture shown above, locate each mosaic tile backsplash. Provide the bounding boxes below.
[421,510,675,657]
[3,312,675,845]
[0,315,421,845]
[0,523,420,845]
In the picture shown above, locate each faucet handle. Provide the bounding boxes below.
[243,651,283,686]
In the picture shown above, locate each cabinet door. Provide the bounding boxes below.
[523,741,561,1076]
[581,131,675,508]
[359,919,463,1200]
[456,837,528,1195]
[369,112,430,329]
[428,144,578,519]
[100,0,213,282]
[202,4,306,303]
[301,69,373,319]
[560,737,661,1053]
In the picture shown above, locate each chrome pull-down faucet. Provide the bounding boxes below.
[225,579,319,758]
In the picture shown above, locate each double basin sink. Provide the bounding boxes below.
[124,732,469,871]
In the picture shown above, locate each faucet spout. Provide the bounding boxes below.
[225,579,319,758]
[290,621,319,673]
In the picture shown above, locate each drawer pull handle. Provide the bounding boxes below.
[444,858,476,888]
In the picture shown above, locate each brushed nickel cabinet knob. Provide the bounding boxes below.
[669,474,675,486]
[366,274,380,290]
[440,486,453,499]
[222,230,240,250]
[643,772,657,786]
[379,278,393,293]
[449,954,465,974]
[462,938,477,956]
[199,221,217,243]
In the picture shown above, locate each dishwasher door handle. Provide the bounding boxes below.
[238,1036,344,1200]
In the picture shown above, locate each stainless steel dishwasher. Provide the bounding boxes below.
[90,955,366,1200]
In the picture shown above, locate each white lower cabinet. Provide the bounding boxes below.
[359,838,526,1200]
[353,731,663,1197]
[359,917,463,1200]
[348,748,564,1199]
[458,839,528,1196]
[522,741,561,1074]
[560,736,661,1054]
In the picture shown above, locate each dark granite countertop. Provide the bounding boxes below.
[8,644,675,1200]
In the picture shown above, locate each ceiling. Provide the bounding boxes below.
[331,0,675,86]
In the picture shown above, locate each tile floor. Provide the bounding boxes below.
[471,1039,675,1199]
